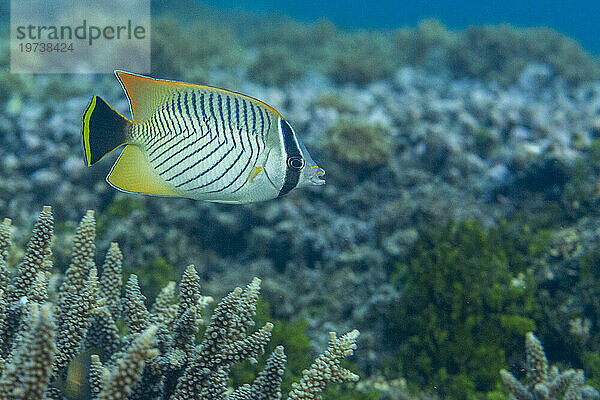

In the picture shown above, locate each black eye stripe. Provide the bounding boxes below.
[278,119,302,197]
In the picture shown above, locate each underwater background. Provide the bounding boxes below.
[2,0,600,399]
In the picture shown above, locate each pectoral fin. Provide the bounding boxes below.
[248,166,263,183]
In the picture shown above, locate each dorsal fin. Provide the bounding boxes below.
[115,70,180,122]
[115,70,283,123]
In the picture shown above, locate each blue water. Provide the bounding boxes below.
[201,0,600,55]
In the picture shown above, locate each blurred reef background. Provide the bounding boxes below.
[1,1,600,399]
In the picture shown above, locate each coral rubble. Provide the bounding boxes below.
[0,207,360,399]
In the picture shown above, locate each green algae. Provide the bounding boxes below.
[323,382,380,400]
[388,220,549,399]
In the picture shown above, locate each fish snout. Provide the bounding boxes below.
[309,165,326,185]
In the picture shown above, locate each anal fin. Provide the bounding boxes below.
[107,145,181,197]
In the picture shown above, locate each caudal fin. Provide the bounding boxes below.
[82,96,131,166]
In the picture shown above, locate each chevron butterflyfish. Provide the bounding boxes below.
[81,71,325,204]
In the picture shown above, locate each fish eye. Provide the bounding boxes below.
[287,156,305,169]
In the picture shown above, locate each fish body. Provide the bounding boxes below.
[82,71,325,203]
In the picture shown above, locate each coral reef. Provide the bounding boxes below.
[0,207,360,399]
[3,55,600,389]
[500,332,599,400]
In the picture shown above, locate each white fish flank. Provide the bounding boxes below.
[129,88,274,200]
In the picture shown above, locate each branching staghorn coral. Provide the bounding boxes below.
[99,242,123,323]
[0,302,56,399]
[0,206,53,360]
[288,330,360,400]
[0,217,12,261]
[0,206,361,399]
[500,332,600,400]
